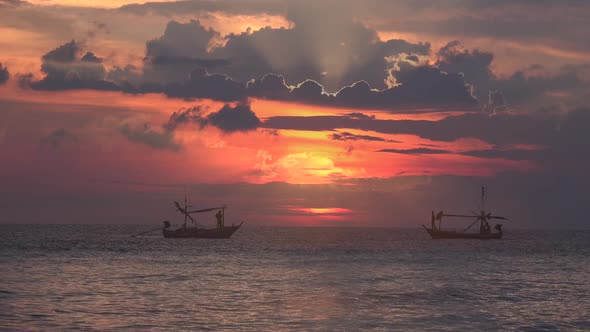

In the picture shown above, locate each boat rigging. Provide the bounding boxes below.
[161,194,244,239]
[423,186,508,239]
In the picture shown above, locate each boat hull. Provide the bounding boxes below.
[163,222,243,239]
[423,225,502,239]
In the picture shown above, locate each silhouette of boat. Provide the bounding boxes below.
[162,195,244,239]
[423,187,507,239]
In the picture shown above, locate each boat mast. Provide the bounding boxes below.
[481,185,485,211]
[183,194,188,228]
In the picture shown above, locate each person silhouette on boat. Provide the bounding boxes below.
[216,210,223,229]
[480,222,491,234]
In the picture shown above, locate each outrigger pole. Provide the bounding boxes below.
[132,222,169,237]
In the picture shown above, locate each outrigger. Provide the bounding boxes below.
[161,195,244,239]
[423,186,508,239]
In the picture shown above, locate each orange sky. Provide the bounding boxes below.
[2,0,583,227]
[0,83,537,190]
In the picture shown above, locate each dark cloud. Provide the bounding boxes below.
[80,51,102,63]
[263,111,560,146]
[378,146,547,160]
[436,41,494,101]
[115,0,590,59]
[484,90,507,113]
[167,102,260,133]
[210,18,430,91]
[460,148,544,161]
[246,73,292,100]
[345,112,375,120]
[246,69,477,110]
[162,67,247,101]
[289,80,331,104]
[166,106,208,131]
[435,41,590,110]
[496,65,590,109]
[0,62,9,85]
[146,20,216,59]
[116,60,476,110]
[208,102,261,132]
[378,148,449,155]
[28,40,119,91]
[330,131,387,142]
[142,20,223,84]
[41,39,78,63]
[106,64,142,88]
[264,106,590,178]
[17,7,588,113]
[122,17,428,91]
[149,56,230,68]
[119,123,179,151]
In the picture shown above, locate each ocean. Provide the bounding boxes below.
[1,225,589,331]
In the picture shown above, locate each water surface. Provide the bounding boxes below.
[1,225,589,331]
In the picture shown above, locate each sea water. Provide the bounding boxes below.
[1,225,589,331]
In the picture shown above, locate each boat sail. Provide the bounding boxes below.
[423,186,508,239]
[162,195,243,238]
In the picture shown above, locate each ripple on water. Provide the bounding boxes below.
[1,225,589,331]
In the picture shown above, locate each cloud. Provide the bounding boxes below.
[118,0,285,16]
[378,146,547,160]
[119,123,179,151]
[436,41,494,99]
[14,6,589,113]
[0,62,9,84]
[210,17,430,91]
[263,111,560,146]
[28,40,119,91]
[142,20,224,84]
[167,102,260,133]
[483,90,507,113]
[378,148,449,155]
[161,67,247,101]
[166,106,208,131]
[345,112,376,120]
[246,73,292,100]
[246,69,478,110]
[0,0,28,8]
[117,17,428,92]
[460,148,544,161]
[329,131,387,142]
[40,128,77,149]
[435,41,590,110]
[207,102,261,132]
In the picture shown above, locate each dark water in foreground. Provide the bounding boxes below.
[1,225,589,331]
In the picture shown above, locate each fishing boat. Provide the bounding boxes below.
[423,186,508,239]
[161,196,244,239]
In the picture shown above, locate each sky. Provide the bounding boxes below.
[0,0,589,228]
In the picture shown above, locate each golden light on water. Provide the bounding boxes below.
[293,207,353,215]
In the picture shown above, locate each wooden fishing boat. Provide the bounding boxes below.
[423,225,503,239]
[423,187,507,239]
[161,196,244,239]
[163,222,243,239]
